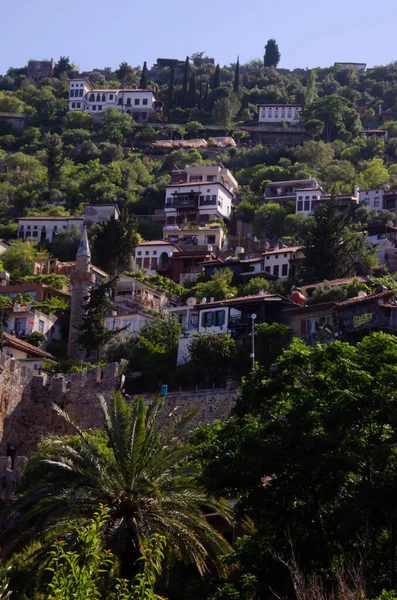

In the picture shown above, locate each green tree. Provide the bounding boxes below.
[212,94,241,134]
[186,120,203,138]
[2,240,49,280]
[43,132,64,192]
[140,61,148,89]
[181,56,190,108]
[187,71,197,108]
[10,393,232,579]
[213,64,221,89]
[302,95,361,142]
[253,202,286,239]
[304,69,317,105]
[25,331,47,348]
[188,333,237,384]
[116,62,135,86]
[238,277,270,297]
[233,56,241,96]
[301,199,366,282]
[100,108,134,143]
[0,91,25,113]
[45,225,81,261]
[167,65,175,110]
[77,276,121,359]
[304,118,325,139]
[264,39,281,68]
[193,268,237,301]
[358,157,390,189]
[54,56,73,78]
[62,110,93,130]
[91,210,140,274]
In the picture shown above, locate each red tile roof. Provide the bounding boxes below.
[335,290,394,308]
[3,333,56,360]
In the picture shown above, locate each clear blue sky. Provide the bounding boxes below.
[1,0,397,75]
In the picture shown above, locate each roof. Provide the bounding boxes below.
[3,333,56,360]
[19,216,83,221]
[335,290,394,308]
[137,240,181,250]
[284,301,336,314]
[196,293,296,309]
[266,178,319,186]
[258,104,302,107]
[262,246,302,257]
[301,276,368,291]
[167,181,235,195]
[77,226,90,258]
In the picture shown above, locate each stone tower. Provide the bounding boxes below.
[67,227,96,360]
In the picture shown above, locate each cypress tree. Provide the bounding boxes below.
[264,39,281,68]
[43,132,64,192]
[198,78,203,110]
[233,55,240,96]
[213,64,221,89]
[167,64,175,110]
[203,81,210,111]
[139,61,148,89]
[187,71,197,108]
[182,56,190,107]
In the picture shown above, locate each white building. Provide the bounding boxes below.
[262,247,305,278]
[104,312,150,335]
[68,78,162,122]
[359,188,384,209]
[258,104,302,125]
[3,307,61,349]
[135,241,181,275]
[165,166,238,226]
[17,216,84,242]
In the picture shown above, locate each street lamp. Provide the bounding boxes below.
[250,313,257,369]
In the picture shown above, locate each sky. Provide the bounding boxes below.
[1,0,397,75]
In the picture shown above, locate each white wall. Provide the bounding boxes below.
[164,182,233,221]
[18,218,83,242]
[263,251,294,277]
[295,190,323,215]
[258,105,302,124]
[359,189,384,209]
[104,314,148,335]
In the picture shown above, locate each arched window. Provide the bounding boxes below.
[118,97,123,105]
[102,94,105,102]
[126,109,131,114]
[158,252,169,270]
[89,93,95,101]
[126,98,131,106]
[96,94,100,102]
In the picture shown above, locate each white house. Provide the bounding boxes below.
[165,166,238,226]
[2,307,61,349]
[104,312,150,335]
[258,104,302,125]
[359,188,384,209]
[17,216,84,242]
[262,247,305,278]
[68,78,162,122]
[134,241,181,275]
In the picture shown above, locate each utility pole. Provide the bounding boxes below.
[250,313,257,369]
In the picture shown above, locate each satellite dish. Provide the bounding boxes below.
[201,297,207,304]
[186,297,197,306]
[358,291,367,298]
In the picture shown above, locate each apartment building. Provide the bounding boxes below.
[68,78,162,122]
[163,224,226,250]
[258,104,302,125]
[164,166,238,226]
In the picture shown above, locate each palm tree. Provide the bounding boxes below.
[7,393,232,579]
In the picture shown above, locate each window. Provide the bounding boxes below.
[301,318,315,336]
[76,102,81,108]
[92,105,96,111]
[118,98,122,105]
[190,176,203,182]
[70,89,74,97]
[33,231,38,238]
[205,235,216,244]
[102,94,105,102]
[207,175,215,182]
[374,197,380,207]
[137,251,142,256]
[206,195,211,202]
[71,83,74,87]
[282,264,288,276]
[305,196,309,200]
[98,105,102,111]
[201,310,225,328]
[96,94,100,102]
[304,200,310,211]
[38,319,45,334]
[145,251,149,256]
[72,102,76,108]
[134,98,140,105]
[312,195,317,200]
[266,256,270,260]
[265,266,271,273]
[27,225,31,230]
[126,98,131,106]
[34,225,37,229]
[79,89,83,97]
[153,251,157,255]
[298,195,303,200]
[297,200,303,211]
[273,265,279,276]
[109,94,113,100]
[89,93,95,101]
[142,98,148,105]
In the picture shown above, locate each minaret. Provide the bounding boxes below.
[67,227,96,360]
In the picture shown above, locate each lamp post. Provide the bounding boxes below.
[250,313,257,369]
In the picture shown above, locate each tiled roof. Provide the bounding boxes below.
[301,276,368,290]
[18,216,83,221]
[3,333,56,360]
[262,246,302,256]
[196,293,296,309]
[335,290,394,308]
[137,240,181,249]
